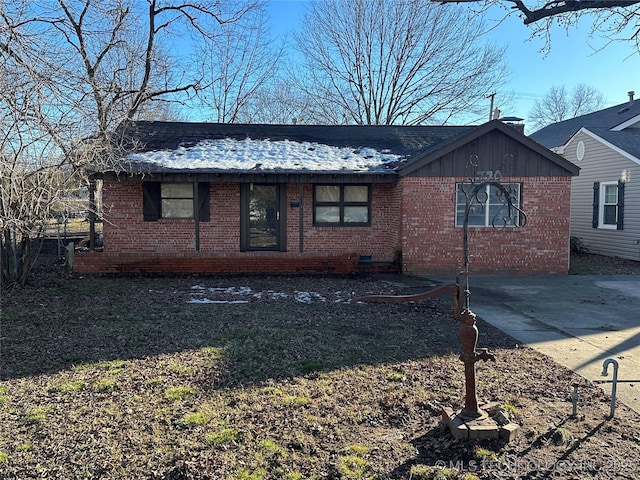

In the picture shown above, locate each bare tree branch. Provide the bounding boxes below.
[434,0,640,24]
[528,83,605,131]
[0,0,258,286]
[193,4,283,123]
[295,0,509,125]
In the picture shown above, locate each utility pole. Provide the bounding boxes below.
[486,92,496,121]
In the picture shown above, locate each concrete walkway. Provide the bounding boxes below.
[446,275,640,414]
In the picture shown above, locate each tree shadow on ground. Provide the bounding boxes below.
[0,273,518,386]
[389,413,612,480]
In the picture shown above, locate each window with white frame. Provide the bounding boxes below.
[594,181,624,230]
[455,183,521,227]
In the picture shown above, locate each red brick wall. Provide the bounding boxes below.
[101,181,240,253]
[78,180,400,275]
[400,176,571,275]
[79,177,570,276]
[289,183,400,259]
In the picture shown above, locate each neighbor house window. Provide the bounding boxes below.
[313,185,370,226]
[593,181,624,230]
[455,183,521,227]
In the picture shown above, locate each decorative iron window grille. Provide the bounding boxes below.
[455,182,521,227]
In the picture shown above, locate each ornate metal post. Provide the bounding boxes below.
[355,154,526,423]
[454,155,526,418]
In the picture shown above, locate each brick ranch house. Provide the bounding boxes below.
[75,119,579,276]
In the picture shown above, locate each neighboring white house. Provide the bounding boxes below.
[530,92,640,261]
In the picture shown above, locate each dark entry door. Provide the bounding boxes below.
[248,184,279,250]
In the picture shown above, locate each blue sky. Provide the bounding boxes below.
[265,0,640,126]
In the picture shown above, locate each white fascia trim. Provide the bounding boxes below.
[611,113,640,131]
[568,127,640,166]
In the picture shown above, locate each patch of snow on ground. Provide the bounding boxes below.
[187,285,345,304]
[188,299,249,304]
[294,291,327,303]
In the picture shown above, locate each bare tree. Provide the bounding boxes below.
[294,0,509,125]
[242,80,314,124]
[528,84,605,131]
[0,0,257,287]
[194,5,283,123]
[433,1,640,50]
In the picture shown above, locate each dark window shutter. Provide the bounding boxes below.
[592,182,600,228]
[142,182,161,221]
[198,182,210,222]
[617,180,625,230]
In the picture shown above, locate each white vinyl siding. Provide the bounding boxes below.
[567,131,640,260]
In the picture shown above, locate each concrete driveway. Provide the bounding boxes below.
[461,275,640,414]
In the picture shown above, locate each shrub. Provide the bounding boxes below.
[570,236,589,254]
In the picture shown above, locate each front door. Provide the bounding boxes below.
[248,184,280,250]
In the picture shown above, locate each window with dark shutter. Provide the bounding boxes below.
[142,182,161,221]
[617,180,625,230]
[143,182,210,221]
[198,182,210,222]
[592,182,599,228]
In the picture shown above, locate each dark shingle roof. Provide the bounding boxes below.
[105,120,577,178]
[587,127,640,160]
[121,121,474,161]
[529,100,640,149]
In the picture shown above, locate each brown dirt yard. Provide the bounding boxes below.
[0,253,639,479]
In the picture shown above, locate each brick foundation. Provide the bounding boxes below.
[74,251,359,275]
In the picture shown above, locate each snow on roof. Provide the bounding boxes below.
[126,137,403,172]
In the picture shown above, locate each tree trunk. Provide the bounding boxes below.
[18,235,31,287]
[1,230,17,286]
[1,230,32,288]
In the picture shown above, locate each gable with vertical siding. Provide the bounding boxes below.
[400,121,578,178]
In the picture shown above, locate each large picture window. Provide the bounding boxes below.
[455,183,521,227]
[314,185,371,226]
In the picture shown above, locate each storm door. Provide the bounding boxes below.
[240,183,287,251]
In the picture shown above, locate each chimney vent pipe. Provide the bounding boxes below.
[629,91,635,104]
